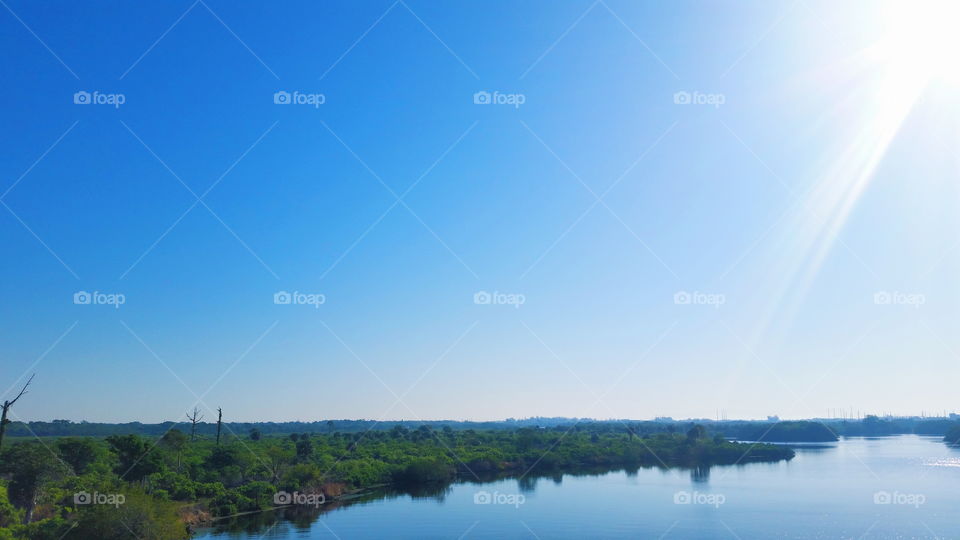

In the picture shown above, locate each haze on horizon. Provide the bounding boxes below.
[2,0,959,424]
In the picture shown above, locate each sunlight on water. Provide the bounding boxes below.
[923,458,960,468]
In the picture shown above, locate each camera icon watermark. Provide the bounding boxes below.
[873,291,925,308]
[673,90,725,108]
[473,90,525,109]
[674,290,725,308]
[473,290,525,308]
[274,90,325,108]
[673,490,725,507]
[873,490,925,508]
[274,290,325,308]
[473,490,525,508]
[274,490,325,507]
[73,90,125,108]
[74,491,125,507]
[73,291,125,309]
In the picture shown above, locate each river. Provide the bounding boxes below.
[195,435,958,539]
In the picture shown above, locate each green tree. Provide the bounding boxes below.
[686,425,707,441]
[282,463,322,492]
[55,437,101,475]
[264,445,295,485]
[0,442,68,523]
[205,445,244,470]
[160,429,188,472]
[105,434,162,484]
[295,439,313,460]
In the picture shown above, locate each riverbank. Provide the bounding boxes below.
[0,425,793,539]
[193,436,960,540]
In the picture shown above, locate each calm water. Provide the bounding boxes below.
[196,436,959,539]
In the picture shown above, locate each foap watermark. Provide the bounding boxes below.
[873,291,925,308]
[673,490,725,508]
[474,290,525,308]
[873,490,925,508]
[274,290,325,308]
[274,90,325,108]
[274,490,325,507]
[473,490,525,508]
[74,491,125,508]
[473,90,525,109]
[673,90,725,108]
[73,291,125,309]
[674,290,725,308]
[73,91,125,108]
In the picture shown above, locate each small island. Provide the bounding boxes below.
[0,423,792,539]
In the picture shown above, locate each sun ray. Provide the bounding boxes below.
[742,0,960,349]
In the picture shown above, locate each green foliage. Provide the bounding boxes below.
[0,486,22,528]
[147,471,198,500]
[237,481,276,509]
[105,435,163,482]
[296,438,314,460]
[55,438,102,475]
[69,489,187,540]
[4,516,70,540]
[0,442,69,523]
[0,424,796,536]
[208,482,274,517]
[281,463,322,492]
[204,445,244,470]
[944,424,960,444]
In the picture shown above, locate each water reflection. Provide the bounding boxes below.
[690,465,710,483]
[199,463,723,537]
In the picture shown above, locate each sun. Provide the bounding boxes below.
[739,0,960,348]
[877,0,960,86]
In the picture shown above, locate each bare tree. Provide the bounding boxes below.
[215,407,223,445]
[186,406,203,442]
[0,374,34,452]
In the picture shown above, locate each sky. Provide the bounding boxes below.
[1,0,958,423]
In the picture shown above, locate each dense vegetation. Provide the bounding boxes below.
[0,424,792,538]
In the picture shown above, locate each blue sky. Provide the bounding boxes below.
[1,0,958,422]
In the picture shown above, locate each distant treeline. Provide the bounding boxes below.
[826,416,956,437]
[720,421,838,442]
[8,416,959,442]
[6,418,564,438]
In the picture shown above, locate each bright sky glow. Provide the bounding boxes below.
[1,0,958,423]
